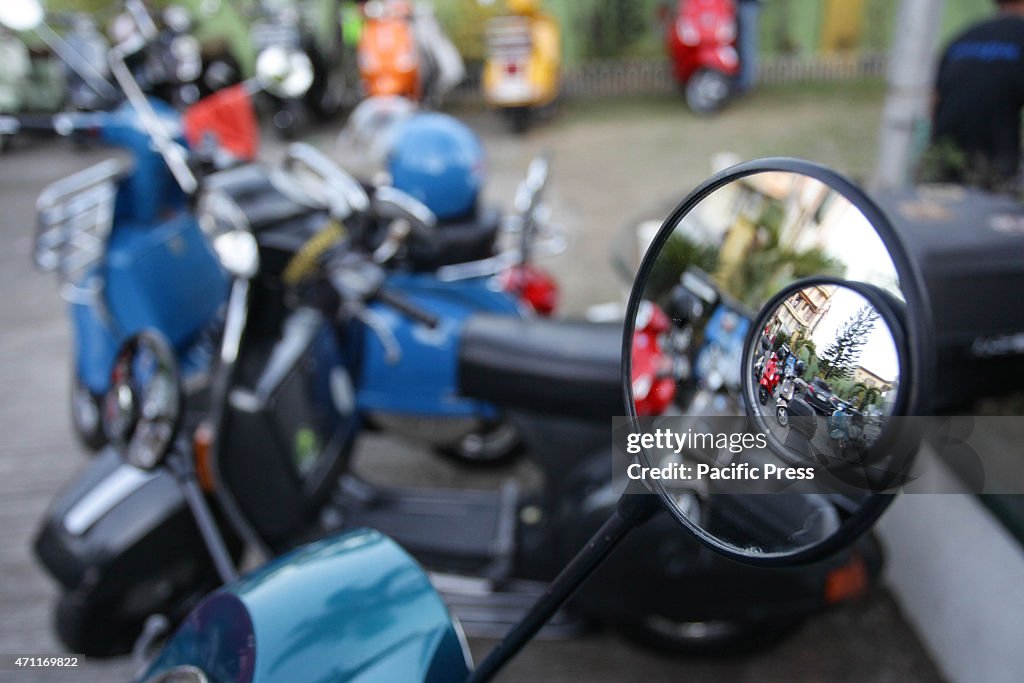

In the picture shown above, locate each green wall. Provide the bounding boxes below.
[40,0,1004,67]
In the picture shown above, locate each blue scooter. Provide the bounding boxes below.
[115,154,942,682]
[27,10,559,460]
[29,73,228,450]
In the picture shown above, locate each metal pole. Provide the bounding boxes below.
[871,0,946,190]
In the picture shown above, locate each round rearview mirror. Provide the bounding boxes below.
[745,279,907,465]
[0,0,44,31]
[256,45,314,99]
[213,229,259,280]
[625,159,926,564]
[103,331,182,471]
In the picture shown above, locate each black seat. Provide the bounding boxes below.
[458,315,625,421]
[205,164,322,232]
[407,205,501,271]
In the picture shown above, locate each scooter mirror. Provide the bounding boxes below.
[0,0,44,32]
[745,279,907,465]
[623,158,927,564]
[256,45,314,100]
[103,331,182,471]
[213,229,260,280]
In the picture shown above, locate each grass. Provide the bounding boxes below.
[550,78,888,181]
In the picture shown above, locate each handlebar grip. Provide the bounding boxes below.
[376,288,440,329]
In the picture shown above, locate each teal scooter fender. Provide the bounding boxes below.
[142,528,471,683]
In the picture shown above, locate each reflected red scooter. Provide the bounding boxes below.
[758,351,780,405]
[632,301,677,415]
[661,0,740,115]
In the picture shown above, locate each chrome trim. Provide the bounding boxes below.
[64,461,158,536]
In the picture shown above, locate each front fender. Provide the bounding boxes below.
[144,528,471,683]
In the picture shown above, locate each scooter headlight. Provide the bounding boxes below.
[103,331,182,471]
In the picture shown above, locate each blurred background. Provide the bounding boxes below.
[1,0,1022,681]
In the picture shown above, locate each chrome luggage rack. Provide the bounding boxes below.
[34,159,122,299]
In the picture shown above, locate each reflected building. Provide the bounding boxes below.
[774,283,835,338]
[852,366,894,394]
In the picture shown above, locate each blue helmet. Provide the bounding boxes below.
[387,112,485,222]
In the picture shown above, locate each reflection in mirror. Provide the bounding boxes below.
[746,281,902,467]
[630,169,912,558]
[0,0,44,32]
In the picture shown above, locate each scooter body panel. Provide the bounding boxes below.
[356,273,521,418]
[142,528,470,683]
[71,211,227,394]
[32,447,231,654]
[104,213,226,346]
[67,100,227,394]
[71,299,120,394]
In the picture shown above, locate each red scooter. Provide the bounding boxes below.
[661,0,740,115]
[632,301,677,416]
[758,351,780,405]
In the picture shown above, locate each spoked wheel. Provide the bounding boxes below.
[776,405,789,426]
[758,385,769,405]
[436,419,523,466]
[624,614,804,655]
[685,68,735,116]
[71,376,106,451]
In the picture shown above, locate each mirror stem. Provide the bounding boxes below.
[468,488,659,683]
[34,22,118,101]
[166,452,238,584]
[108,41,199,195]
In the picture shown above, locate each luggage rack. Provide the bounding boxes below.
[487,16,533,59]
[34,159,122,293]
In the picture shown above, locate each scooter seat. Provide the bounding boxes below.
[406,205,501,271]
[458,315,624,420]
[205,164,323,231]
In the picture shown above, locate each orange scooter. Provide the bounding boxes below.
[358,0,419,99]
[357,0,463,104]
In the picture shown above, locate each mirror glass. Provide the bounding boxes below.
[256,46,314,99]
[627,168,915,559]
[747,281,902,464]
[0,0,43,32]
[103,332,181,470]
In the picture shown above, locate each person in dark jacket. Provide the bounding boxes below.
[921,0,1024,190]
[736,0,761,93]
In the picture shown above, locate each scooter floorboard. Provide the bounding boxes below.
[430,572,586,639]
[333,476,518,572]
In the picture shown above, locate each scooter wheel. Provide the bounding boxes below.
[623,615,803,655]
[503,107,531,134]
[685,68,734,116]
[758,386,769,405]
[55,590,141,658]
[71,377,106,452]
[435,420,524,466]
[776,405,789,427]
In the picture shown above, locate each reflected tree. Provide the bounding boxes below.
[818,304,880,382]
